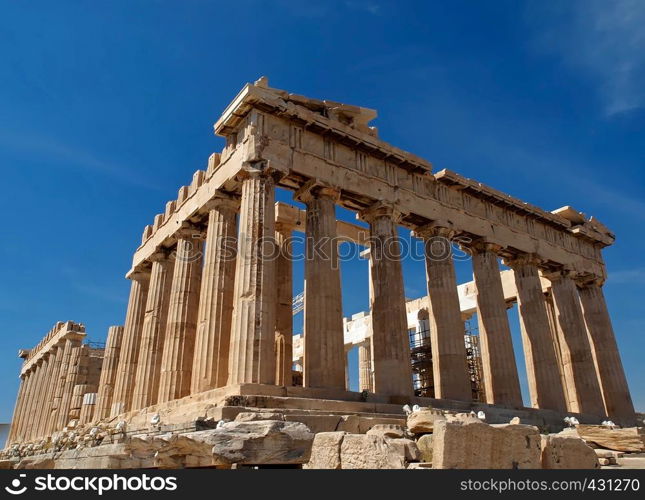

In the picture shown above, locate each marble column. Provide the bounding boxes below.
[505,255,567,411]
[417,224,471,401]
[37,346,62,438]
[48,338,80,434]
[361,203,412,397]
[95,326,125,420]
[578,279,635,422]
[545,269,605,415]
[57,346,88,429]
[111,271,150,416]
[297,183,345,389]
[274,221,295,387]
[358,340,373,392]
[470,242,522,407]
[14,369,32,440]
[191,196,239,394]
[8,374,27,444]
[228,165,277,386]
[157,225,204,403]
[132,251,174,409]
[24,360,46,440]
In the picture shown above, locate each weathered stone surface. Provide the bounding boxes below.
[417,434,434,463]
[304,431,345,469]
[366,424,406,439]
[432,419,541,469]
[340,434,419,469]
[234,412,285,422]
[541,434,600,469]
[575,425,645,453]
[407,409,446,434]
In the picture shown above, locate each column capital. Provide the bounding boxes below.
[575,273,606,288]
[149,248,173,263]
[294,179,341,204]
[237,160,283,183]
[502,252,544,269]
[129,269,151,282]
[357,201,404,224]
[542,267,578,283]
[413,221,455,239]
[463,238,504,255]
[174,222,205,241]
[203,192,240,214]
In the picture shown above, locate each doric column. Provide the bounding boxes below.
[48,337,81,434]
[296,182,345,389]
[95,326,125,420]
[505,254,567,411]
[415,224,471,401]
[577,278,635,423]
[274,220,295,387]
[11,370,33,443]
[132,251,174,409]
[57,346,88,429]
[191,195,239,394]
[358,340,373,392]
[545,269,605,415]
[8,374,27,444]
[25,359,48,440]
[37,346,62,438]
[228,165,277,386]
[360,203,412,397]
[157,225,204,403]
[15,368,36,441]
[469,241,522,407]
[111,270,150,416]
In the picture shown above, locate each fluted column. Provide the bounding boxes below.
[110,270,150,417]
[157,225,204,403]
[228,166,277,386]
[358,340,373,392]
[111,270,150,416]
[37,346,62,437]
[296,183,345,389]
[545,269,605,415]
[505,255,567,411]
[57,346,87,429]
[274,221,295,387]
[48,337,80,434]
[15,368,36,441]
[360,203,412,397]
[11,371,33,443]
[416,224,471,401]
[191,196,239,394]
[578,279,635,422]
[8,374,27,443]
[470,242,522,406]
[95,326,125,420]
[24,360,46,440]
[132,251,174,409]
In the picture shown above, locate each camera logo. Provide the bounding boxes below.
[5,474,28,495]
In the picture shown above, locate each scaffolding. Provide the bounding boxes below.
[407,318,486,401]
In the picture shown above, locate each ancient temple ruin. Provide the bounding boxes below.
[5,78,637,466]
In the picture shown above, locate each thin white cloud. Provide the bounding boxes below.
[0,128,161,190]
[606,267,645,285]
[528,0,645,116]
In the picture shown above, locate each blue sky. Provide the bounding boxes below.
[1,0,644,422]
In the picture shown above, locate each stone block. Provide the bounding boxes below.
[304,431,345,469]
[575,426,645,453]
[407,408,446,434]
[340,434,417,469]
[417,434,434,463]
[366,424,406,439]
[432,420,541,469]
[540,434,600,469]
